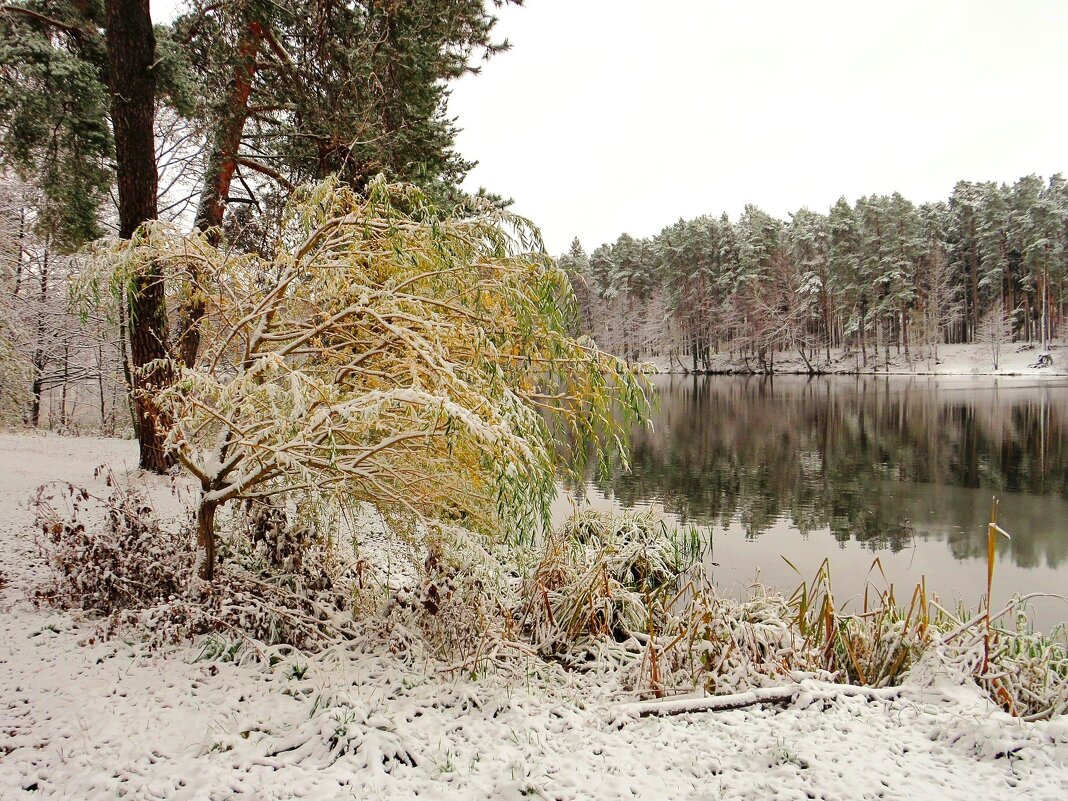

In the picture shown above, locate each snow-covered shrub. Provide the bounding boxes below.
[254,686,421,770]
[381,524,520,666]
[522,510,694,649]
[939,605,1068,720]
[783,561,933,688]
[688,587,828,692]
[240,499,333,593]
[561,510,689,594]
[681,577,935,694]
[32,478,358,650]
[32,479,190,614]
[988,618,1068,720]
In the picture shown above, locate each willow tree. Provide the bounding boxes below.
[97,178,647,582]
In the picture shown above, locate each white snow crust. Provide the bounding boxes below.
[1,433,1067,800]
[647,342,1068,377]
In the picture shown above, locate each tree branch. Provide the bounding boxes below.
[234,156,295,191]
[261,26,298,78]
[0,4,86,35]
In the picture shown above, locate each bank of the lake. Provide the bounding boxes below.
[645,342,1068,377]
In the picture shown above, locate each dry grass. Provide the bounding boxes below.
[521,510,691,646]
[514,506,1068,718]
[781,557,933,687]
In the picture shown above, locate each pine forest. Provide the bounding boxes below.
[565,177,1068,371]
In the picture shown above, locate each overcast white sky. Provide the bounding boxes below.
[447,1,1068,253]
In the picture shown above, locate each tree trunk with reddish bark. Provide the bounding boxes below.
[177,22,264,370]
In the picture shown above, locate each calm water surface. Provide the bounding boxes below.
[553,375,1068,631]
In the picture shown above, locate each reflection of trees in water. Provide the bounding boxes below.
[575,376,1068,568]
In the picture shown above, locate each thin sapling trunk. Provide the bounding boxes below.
[195,497,219,583]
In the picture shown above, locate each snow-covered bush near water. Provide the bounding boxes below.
[80,178,648,586]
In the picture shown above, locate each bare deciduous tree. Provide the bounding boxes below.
[1,175,128,430]
[976,298,1015,371]
[921,244,961,369]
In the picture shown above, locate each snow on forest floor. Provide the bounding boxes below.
[2,433,1068,800]
[649,342,1068,376]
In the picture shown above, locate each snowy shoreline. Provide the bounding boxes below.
[2,433,1068,799]
[640,342,1068,379]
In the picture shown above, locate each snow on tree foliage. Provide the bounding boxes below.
[80,177,648,583]
[569,175,1068,369]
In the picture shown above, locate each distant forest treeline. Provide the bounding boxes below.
[561,175,1068,371]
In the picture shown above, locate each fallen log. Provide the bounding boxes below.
[614,682,902,718]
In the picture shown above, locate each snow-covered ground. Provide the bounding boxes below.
[2,433,1068,800]
[648,342,1068,376]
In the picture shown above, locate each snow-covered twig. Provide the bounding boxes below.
[614,681,902,719]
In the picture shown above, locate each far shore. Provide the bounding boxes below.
[641,342,1068,378]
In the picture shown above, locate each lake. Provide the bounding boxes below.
[552,375,1068,632]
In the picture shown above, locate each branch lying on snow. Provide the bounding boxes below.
[614,682,903,719]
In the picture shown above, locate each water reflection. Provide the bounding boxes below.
[564,376,1068,571]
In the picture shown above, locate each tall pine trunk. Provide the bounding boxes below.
[178,22,264,369]
[105,0,172,473]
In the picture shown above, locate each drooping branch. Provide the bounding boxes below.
[0,4,87,35]
[235,156,295,191]
[261,25,298,79]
